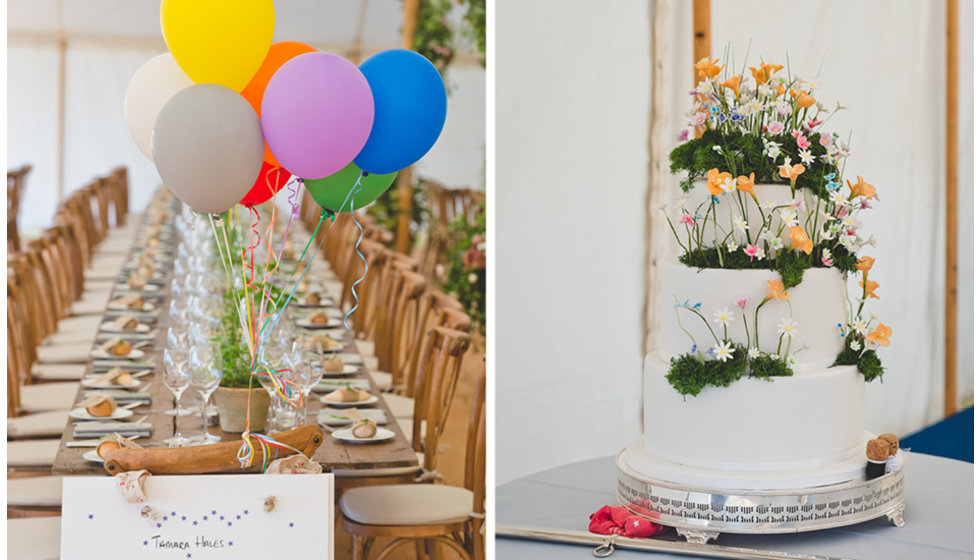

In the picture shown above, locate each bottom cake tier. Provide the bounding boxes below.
[642,353,868,489]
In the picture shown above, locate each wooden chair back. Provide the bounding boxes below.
[414,326,471,469]
[466,360,487,558]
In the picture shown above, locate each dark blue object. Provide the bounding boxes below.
[354,49,448,175]
[902,406,973,463]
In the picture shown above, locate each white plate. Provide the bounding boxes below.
[318,408,387,426]
[331,427,395,443]
[296,318,342,329]
[70,407,134,421]
[99,321,150,334]
[107,302,156,312]
[90,348,145,360]
[321,394,379,408]
[115,283,161,293]
[80,372,148,390]
[83,450,103,463]
[320,365,360,377]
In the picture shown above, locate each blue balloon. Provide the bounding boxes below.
[354,49,447,175]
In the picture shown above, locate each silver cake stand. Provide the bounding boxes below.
[616,449,905,544]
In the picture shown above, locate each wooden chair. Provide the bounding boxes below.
[7,165,30,253]
[341,362,486,560]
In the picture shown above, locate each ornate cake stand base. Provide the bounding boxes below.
[617,449,906,543]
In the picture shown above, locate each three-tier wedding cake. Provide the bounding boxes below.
[617,57,903,539]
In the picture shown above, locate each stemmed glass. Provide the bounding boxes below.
[188,342,223,444]
[290,340,324,423]
[257,343,285,430]
[162,348,192,447]
[164,328,193,417]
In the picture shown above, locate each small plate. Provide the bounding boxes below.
[83,450,103,463]
[321,395,379,408]
[99,321,151,334]
[80,371,149,390]
[70,407,134,421]
[318,408,387,426]
[331,427,395,443]
[115,283,161,293]
[107,302,156,312]
[321,365,360,377]
[91,348,146,360]
[297,318,343,329]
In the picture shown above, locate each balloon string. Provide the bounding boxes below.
[208,215,234,293]
[243,206,262,353]
[219,211,250,339]
[344,176,366,331]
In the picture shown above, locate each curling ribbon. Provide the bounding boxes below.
[343,174,367,331]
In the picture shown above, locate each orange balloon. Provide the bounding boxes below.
[241,40,317,165]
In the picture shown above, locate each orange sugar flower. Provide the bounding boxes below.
[855,256,875,277]
[695,57,724,79]
[778,160,806,186]
[706,168,732,196]
[847,176,876,200]
[866,323,892,347]
[788,226,813,254]
[749,62,783,85]
[721,75,742,95]
[859,279,880,299]
[766,279,790,301]
[776,83,787,96]
[736,172,756,197]
[795,92,816,108]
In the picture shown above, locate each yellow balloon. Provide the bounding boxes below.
[161,0,275,92]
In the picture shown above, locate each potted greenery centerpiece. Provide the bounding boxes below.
[212,291,271,433]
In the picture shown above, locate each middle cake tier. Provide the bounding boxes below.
[658,260,848,372]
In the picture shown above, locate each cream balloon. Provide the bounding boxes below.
[124,53,194,161]
[151,84,264,214]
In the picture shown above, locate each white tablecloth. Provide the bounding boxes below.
[496,452,972,559]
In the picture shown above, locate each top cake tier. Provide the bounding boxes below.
[658,260,847,371]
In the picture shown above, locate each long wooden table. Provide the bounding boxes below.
[52,202,417,476]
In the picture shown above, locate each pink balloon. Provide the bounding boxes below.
[261,53,374,179]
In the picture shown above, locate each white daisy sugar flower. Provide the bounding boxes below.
[852,319,869,335]
[799,148,815,166]
[656,201,667,210]
[850,340,861,351]
[720,176,737,193]
[748,347,761,359]
[716,341,735,362]
[770,237,784,250]
[726,241,739,253]
[735,217,749,231]
[713,307,735,327]
[779,209,799,227]
[777,318,798,337]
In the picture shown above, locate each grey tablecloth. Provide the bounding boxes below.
[496,452,972,559]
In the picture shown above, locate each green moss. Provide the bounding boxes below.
[833,336,884,383]
[748,354,794,380]
[666,346,750,397]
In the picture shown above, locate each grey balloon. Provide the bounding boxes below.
[151,84,264,214]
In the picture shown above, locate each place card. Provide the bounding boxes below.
[61,474,334,559]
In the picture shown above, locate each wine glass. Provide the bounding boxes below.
[257,343,286,430]
[163,332,193,417]
[162,349,192,446]
[188,343,223,444]
[285,341,317,423]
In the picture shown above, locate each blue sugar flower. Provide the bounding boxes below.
[729,111,745,123]
[824,172,837,181]
[690,343,698,354]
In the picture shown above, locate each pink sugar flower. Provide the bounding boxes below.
[820,133,832,148]
[766,121,784,135]
[796,136,811,150]
[743,244,761,261]
[679,213,695,227]
[735,297,748,309]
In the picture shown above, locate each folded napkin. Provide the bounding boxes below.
[317,408,387,425]
[337,353,363,365]
[110,314,141,330]
[82,390,151,405]
[93,359,154,372]
[315,379,370,393]
[73,421,152,439]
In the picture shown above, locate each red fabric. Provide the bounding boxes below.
[588,505,667,538]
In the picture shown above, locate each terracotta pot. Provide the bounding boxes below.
[213,387,270,433]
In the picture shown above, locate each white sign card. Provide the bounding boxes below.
[62,474,334,559]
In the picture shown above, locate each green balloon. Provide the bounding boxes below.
[303,162,397,212]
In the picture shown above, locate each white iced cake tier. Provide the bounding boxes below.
[659,260,847,372]
[632,353,868,490]
[686,180,827,249]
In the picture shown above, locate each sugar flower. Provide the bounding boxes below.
[766,279,790,301]
[726,240,739,253]
[735,217,750,231]
[847,176,876,200]
[719,175,737,193]
[821,248,834,267]
[856,255,875,277]
[788,226,813,254]
[799,148,815,165]
[706,168,733,196]
[743,244,762,261]
[766,121,784,135]
[695,57,724,79]
[715,341,735,362]
[749,62,784,85]
[679,213,695,227]
[769,237,784,250]
[778,158,805,186]
[779,209,799,227]
[736,173,756,197]
[721,75,741,95]
[748,347,761,359]
[735,297,748,310]
[796,135,811,150]
[850,340,862,351]
[852,319,870,335]
[859,279,880,299]
[777,318,798,337]
[866,323,892,346]
[713,307,735,327]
